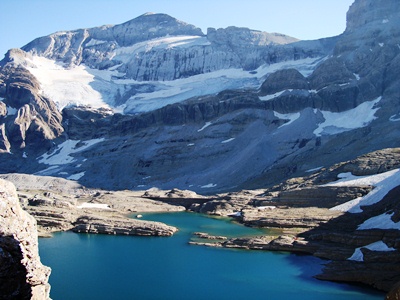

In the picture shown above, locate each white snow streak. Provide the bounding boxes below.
[259,90,285,101]
[306,167,323,173]
[201,183,217,188]
[198,122,212,132]
[221,138,235,144]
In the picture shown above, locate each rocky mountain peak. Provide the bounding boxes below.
[94,12,205,47]
[346,0,400,32]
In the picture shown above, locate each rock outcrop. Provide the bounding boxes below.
[1,173,183,237]
[0,178,51,299]
[0,49,63,152]
[72,215,177,236]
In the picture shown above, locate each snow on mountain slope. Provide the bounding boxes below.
[326,168,400,213]
[37,138,104,166]
[26,56,110,111]
[24,53,325,114]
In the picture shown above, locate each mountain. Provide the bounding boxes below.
[0,0,399,196]
[2,0,400,296]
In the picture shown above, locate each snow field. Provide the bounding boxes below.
[23,51,325,115]
[26,56,110,111]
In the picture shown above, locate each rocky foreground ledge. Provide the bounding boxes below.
[0,179,51,299]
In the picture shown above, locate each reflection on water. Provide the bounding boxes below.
[39,212,384,300]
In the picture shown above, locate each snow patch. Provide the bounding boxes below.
[257,206,276,210]
[274,112,301,128]
[86,39,107,47]
[390,115,400,122]
[313,97,381,137]
[348,241,395,262]
[228,212,242,217]
[67,172,85,180]
[353,73,360,81]
[38,138,104,165]
[328,169,400,213]
[358,212,400,230]
[7,106,18,116]
[77,202,110,210]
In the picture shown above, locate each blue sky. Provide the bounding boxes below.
[0,0,354,59]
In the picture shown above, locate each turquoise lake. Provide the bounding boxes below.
[39,212,384,299]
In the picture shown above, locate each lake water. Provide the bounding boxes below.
[39,212,384,299]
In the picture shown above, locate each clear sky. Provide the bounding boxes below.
[0,0,354,59]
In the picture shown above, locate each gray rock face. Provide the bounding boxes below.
[346,0,400,32]
[0,50,63,150]
[0,179,51,299]
[260,68,309,95]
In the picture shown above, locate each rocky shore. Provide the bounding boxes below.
[0,173,183,237]
[187,148,400,297]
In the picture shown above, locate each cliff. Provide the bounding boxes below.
[0,179,51,299]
